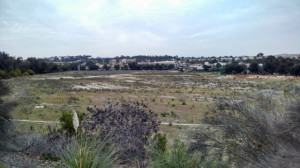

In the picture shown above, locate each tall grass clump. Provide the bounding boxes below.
[190,88,300,167]
[150,140,200,168]
[0,80,16,149]
[56,112,120,168]
[152,133,167,153]
[57,136,119,168]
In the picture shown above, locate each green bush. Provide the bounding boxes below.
[56,135,119,168]
[152,134,167,153]
[150,140,200,168]
[23,72,30,76]
[9,69,22,77]
[0,70,10,79]
[41,153,59,161]
[26,69,36,75]
[60,111,84,136]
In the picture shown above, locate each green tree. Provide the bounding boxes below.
[114,65,120,70]
[203,65,211,71]
[263,56,277,74]
[248,62,259,73]
[79,65,86,71]
[89,63,99,70]
[224,62,246,74]
[103,64,110,71]
[291,64,300,76]
[123,65,129,70]
[216,63,222,70]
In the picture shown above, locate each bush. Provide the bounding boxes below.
[56,135,119,168]
[23,72,30,76]
[26,69,35,75]
[0,80,16,147]
[21,129,66,156]
[9,69,22,77]
[60,111,84,136]
[224,62,246,74]
[150,140,200,168]
[0,70,10,79]
[152,134,167,153]
[190,90,300,167]
[82,102,160,161]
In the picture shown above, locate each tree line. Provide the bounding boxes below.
[0,52,78,79]
[224,56,300,76]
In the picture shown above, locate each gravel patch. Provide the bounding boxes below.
[0,151,60,168]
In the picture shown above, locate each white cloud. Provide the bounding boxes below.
[0,0,299,57]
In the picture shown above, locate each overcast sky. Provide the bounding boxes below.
[0,0,299,58]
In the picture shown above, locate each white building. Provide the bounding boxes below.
[189,64,204,70]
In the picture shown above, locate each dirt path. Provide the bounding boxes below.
[40,102,90,107]
[160,122,201,127]
[13,119,59,124]
[13,119,201,127]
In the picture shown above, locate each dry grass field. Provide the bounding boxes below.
[6,70,300,141]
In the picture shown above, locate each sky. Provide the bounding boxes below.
[0,0,300,58]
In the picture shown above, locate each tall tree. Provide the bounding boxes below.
[249,62,259,73]
[263,56,277,74]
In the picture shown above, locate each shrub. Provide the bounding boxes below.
[26,69,35,75]
[150,140,200,168]
[9,69,22,77]
[21,129,66,156]
[190,90,300,167]
[60,111,84,136]
[152,134,167,153]
[0,70,10,79]
[82,102,160,161]
[56,135,119,168]
[0,80,16,148]
[23,72,30,76]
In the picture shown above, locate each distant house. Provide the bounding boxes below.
[121,59,136,64]
[239,62,250,68]
[220,57,232,61]
[52,62,65,65]
[95,63,102,69]
[109,59,117,67]
[219,62,228,66]
[189,64,204,70]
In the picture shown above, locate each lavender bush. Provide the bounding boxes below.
[82,102,160,161]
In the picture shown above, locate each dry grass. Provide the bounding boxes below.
[6,71,300,139]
